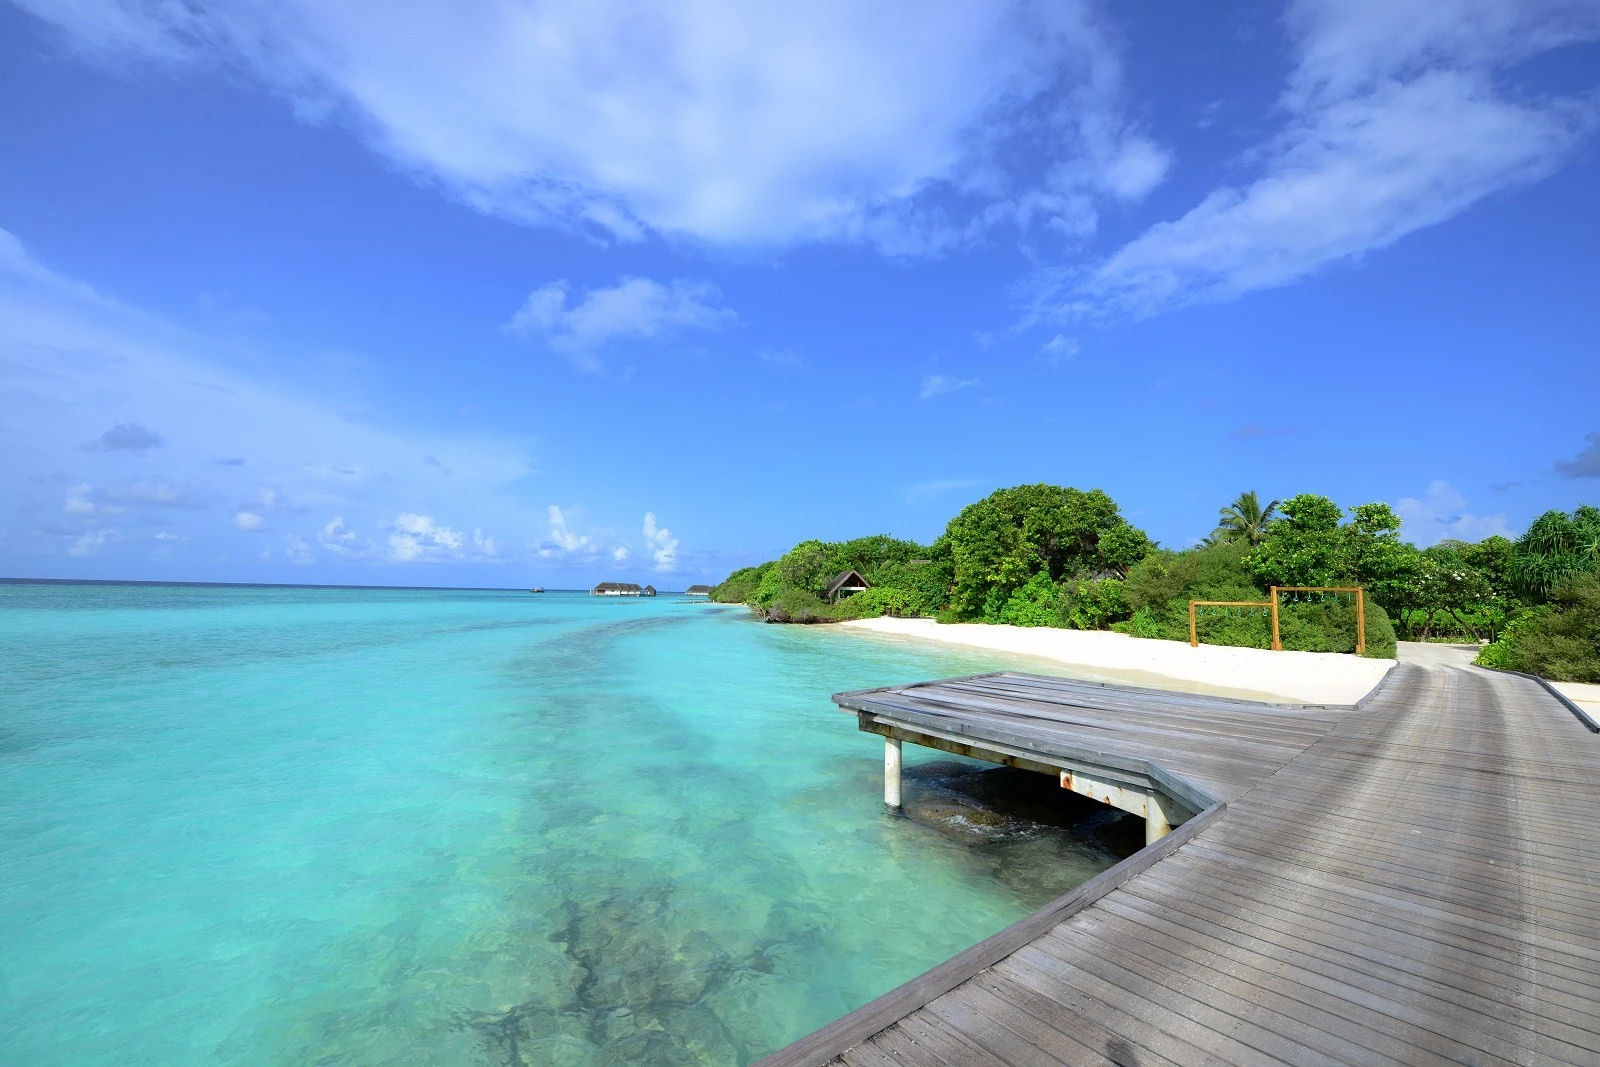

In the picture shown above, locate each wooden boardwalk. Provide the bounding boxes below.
[760,664,1600,1066]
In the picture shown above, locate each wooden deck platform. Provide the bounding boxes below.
[760,663,1600,1066]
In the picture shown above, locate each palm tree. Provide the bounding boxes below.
[1213,490,1280,546]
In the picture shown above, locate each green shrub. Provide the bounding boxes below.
[1361,602,1398,659]
[935,606,965,625]
[710,562,772,603]
[1191,604,1276,650]
[761,588,831,624]
[1277,598,1397,658]
[997,572,1059,627]
[1060,579,1131,630]
[1113,606,1166,639]
[828,585,933,620]
[1476,576,1600,681]
[1126,542,1257,612]
[868,558,951,617]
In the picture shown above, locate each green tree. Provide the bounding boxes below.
[1510,507,1600,601]
[941,484,1151,621]
[772,539,834,597]
[827,535,927,584]
[1339,502,1422,618]
[1457,535,1518,602]
[1246,493,1343,587]
[1397,545,1500,640]
[710,562,772,603]
[1212,490,1280,546]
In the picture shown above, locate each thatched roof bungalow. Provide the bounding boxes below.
[824,569,871,603]
[684,584,712,596]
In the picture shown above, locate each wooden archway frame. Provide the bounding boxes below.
[1189,585,1365,654]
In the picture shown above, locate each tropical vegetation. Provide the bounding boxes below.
[708,487,1600,679]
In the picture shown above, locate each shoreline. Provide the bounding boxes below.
[836,616,1395,705]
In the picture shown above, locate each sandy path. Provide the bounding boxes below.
[836,616,1394,705]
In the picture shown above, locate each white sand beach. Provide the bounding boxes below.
[1554,680,1600,722]
[838,616,1395,705]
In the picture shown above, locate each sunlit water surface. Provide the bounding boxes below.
[0,583,1131,1064]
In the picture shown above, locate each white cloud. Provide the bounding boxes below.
[643,512,679,572]
[504,276,737,367]
[387,511,476,562]
[1040,334,1078,365]
[919,374,979,400]
[318,516,360,554]
[18,1,1162,250]
[63,484,98,518]
[68,528,115,556]
[234,510,265,531]
[154,531,179,542]
[1396,480,1510,545]
[0,225,542,568]
[1056,0,1599,320]
[0,226,126,310]
[1284,0,1600,110]
[472,529,501,560]
[612,545,631,562]
[546,505,592,553]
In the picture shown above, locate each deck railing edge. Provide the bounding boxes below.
[751,800,1228,1067]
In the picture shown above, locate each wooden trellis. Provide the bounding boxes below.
[1189,585,1365,654]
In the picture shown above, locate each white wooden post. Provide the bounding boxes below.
[884,737,903,810]
[1146,789,1175,844]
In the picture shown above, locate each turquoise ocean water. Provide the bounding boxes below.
[0,582,1129,1064]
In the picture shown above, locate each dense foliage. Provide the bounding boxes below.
[1121,539,1397,658]
[941,484,1151,621]
[1475,575,1600,682]
[1508,506,1600,600]
[707,486,1599,678]
[709,534,944,622]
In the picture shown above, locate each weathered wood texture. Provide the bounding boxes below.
[760,664,1600,1066]
[837,671,1362,810]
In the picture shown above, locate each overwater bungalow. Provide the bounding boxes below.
[642,585,657,597]
[591,581,644,596]
[824,569,870,603]
[684,584,712,596]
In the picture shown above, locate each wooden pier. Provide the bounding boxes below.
[759,664,1600,1066]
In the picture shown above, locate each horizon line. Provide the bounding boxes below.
[0,577,705,594]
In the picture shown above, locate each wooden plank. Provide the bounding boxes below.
[765,664,1600,1066]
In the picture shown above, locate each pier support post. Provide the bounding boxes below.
[884,737,903,810]
[1146,790,1175,844]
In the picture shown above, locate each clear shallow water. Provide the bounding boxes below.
[0,583,1129,1064]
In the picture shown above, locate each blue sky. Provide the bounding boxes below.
[2,0,1598,588]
